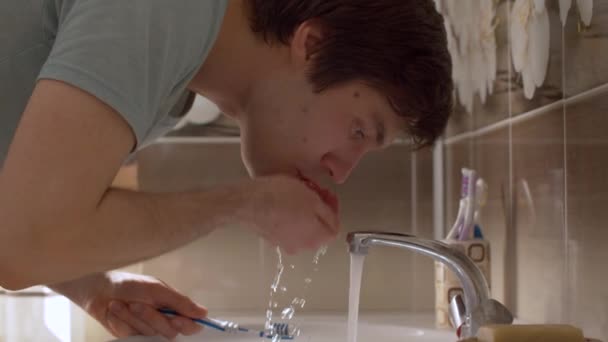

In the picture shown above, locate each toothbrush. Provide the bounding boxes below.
[473,178,488,239]
[458,169,477,241]
[158,308,294,340]
[446,198,466,240]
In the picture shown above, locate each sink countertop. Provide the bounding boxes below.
[110,310,457,342]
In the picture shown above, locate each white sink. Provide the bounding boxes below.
[110,311,456,342]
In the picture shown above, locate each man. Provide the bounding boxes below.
[0,0,452,340]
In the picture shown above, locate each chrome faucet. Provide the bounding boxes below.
[347,231,513,339]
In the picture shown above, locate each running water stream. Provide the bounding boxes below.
[347,253,365,342]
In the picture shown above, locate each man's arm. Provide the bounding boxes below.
[0,80,240,290]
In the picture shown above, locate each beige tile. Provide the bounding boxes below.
[564,0,608,97]
[167,114,240,138]
[413,149,436,239]
[510,0,564,116]
[512,108,567,323]
[136,143,248,192]
[142,227,267,311]
[474,127,511,306]
[565,93,608,340]
[411,149,436,311]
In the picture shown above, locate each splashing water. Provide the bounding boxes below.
[291,297,306,309]
[266,245,328,341]
[281,307,295,320]
[265,247,284,336]
[270,247,284,293]
[313,245,328,264]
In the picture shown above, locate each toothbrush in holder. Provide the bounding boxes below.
[458,168,477,241]
[158,308,294,340]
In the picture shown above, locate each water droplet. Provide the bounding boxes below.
[304,278,312,284]
[290,264,295,269]
[313,245,328,264]
[281,307,295,320]
[273,302,278,308]
[291,297,307,308]
[280,286,287,292]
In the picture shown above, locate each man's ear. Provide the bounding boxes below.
[290,20,325,68]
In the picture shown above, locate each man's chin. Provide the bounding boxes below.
[246,165,299,179]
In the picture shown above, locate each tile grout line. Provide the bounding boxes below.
[561,19,571,324]
[565,81,608,105]
[433,138,445,240]
[506,0,516,314]
[411,152,418,236]
[444,100,564,145]
[410,151,418,310]
[444,81,608,147]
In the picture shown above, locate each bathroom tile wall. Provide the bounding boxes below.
[443,1,608,339]
[564,11,608,338]
[136,142,435,313]
[565,94,608,339]
[473,127,510,307]
[411,149,436,311]
[511,108,567,324]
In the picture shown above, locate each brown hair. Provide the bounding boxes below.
[246,0,453,148]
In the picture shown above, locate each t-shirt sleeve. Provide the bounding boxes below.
[38,0,226,147]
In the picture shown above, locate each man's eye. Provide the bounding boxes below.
[354,129,366,140]
[351,120,366,141]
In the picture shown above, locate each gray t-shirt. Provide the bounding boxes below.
[0,0,228,166]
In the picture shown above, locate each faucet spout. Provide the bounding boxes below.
[346,231,513,338]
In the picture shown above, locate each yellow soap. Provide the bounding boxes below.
[476,324,585,342]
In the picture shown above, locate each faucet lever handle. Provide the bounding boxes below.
[449,294,467,334]
[451,296,514,339]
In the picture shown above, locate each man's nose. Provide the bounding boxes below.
[321,151,364,184]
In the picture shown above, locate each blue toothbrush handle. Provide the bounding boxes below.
[157,308,227,332]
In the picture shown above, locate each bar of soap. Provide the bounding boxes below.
[476,324,585,342]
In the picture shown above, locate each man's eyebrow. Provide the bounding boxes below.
[373,112,386,147]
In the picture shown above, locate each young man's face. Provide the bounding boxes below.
[238,75,403,185]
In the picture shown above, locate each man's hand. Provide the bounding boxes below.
[234,175,341,254]
[50,271,206,341]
